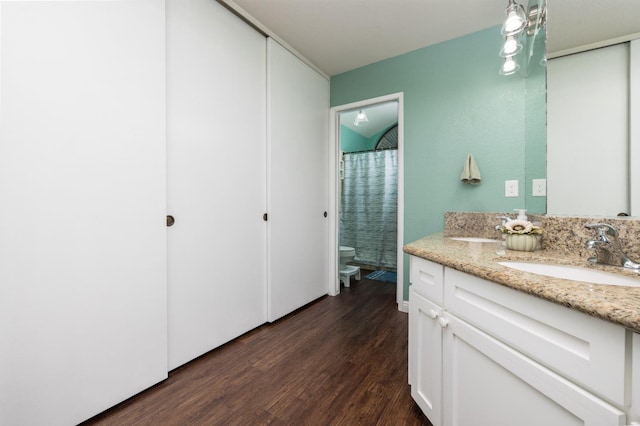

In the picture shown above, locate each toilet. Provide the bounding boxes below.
[339,246,360,287]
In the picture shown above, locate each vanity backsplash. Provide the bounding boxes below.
[444,211,640,261]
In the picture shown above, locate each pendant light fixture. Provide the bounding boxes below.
[354,110,369,126]
[498,0,546,76]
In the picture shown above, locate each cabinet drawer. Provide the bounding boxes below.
[410,256,444,305]
[444,267,628,406]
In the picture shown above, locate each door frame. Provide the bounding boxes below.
[328,92,405,311]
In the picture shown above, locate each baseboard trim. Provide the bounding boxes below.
[398,300,409,313]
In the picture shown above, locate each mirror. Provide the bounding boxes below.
[524,8,546,215]
[545,1,640,216]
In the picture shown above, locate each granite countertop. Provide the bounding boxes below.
[404,233,640,333]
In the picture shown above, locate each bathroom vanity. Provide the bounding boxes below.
[405,230,640,426]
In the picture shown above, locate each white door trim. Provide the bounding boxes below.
[328,92,405,310]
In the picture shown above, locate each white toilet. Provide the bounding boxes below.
[339,246,360,287]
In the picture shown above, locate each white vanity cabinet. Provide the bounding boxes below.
[409,256,629,426]
[409,253,444,424]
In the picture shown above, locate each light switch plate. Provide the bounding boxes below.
[505,180,519,197]
[532,179,546,196]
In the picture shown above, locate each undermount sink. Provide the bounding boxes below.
[449,237,497,243]
[498,261,640,287]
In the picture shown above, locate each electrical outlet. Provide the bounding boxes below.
[532,179,546,196]
[505,180,519,197]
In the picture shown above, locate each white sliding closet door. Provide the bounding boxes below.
[267,39,330,322]
[166,0,267,369]
[0,1,167,425]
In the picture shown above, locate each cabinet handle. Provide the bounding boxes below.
[438,317,449,328]
[166,215,175,227]
[428,309,439,319]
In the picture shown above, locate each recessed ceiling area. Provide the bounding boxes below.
[341,102,398,138]
[221,0,640,76]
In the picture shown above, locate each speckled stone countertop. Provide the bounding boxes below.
[404,233,640,333]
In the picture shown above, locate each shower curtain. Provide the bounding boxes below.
[340,149,398,269]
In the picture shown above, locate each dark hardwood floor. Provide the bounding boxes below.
[82,273,432,426]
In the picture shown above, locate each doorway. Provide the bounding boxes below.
[328,93,405,311]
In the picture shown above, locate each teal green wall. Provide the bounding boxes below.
[340,123,398,152]
[331,26,544,300]
[340,125,369,152]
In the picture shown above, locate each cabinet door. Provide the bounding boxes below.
[166,0,267,369]
[442,314,626,426]
[0,2,167,425]
[267,39,329,322]
[409,288,443,426]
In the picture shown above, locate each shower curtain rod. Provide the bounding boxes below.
[342,147,398,155]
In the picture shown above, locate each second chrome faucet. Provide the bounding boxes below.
[585,223,640,269]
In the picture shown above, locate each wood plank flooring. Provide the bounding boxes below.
[82,273,432,425]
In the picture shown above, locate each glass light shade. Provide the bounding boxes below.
[500,36,523,57]
[354,110,368,126]
[499,57,520,75]
[501,1,527,36]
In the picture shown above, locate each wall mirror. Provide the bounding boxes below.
[523,0,546,215]
[545,0,640,216]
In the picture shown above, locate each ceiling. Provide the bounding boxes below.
[223,0,640,77]
[340,102,398,138]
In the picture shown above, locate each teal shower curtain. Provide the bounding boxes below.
[340,149,398,269]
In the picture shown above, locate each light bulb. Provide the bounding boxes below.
[501,1,526,36]
[499,57,519,75]
[504,12,525,33]
[501,36,522,57]
[354,110,368,126]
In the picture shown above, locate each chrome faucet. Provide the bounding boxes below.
[495,216,512,231]
[584,223,640,269]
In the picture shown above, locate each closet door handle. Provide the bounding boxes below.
[323,211,327,218]
[166,215,175,227]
